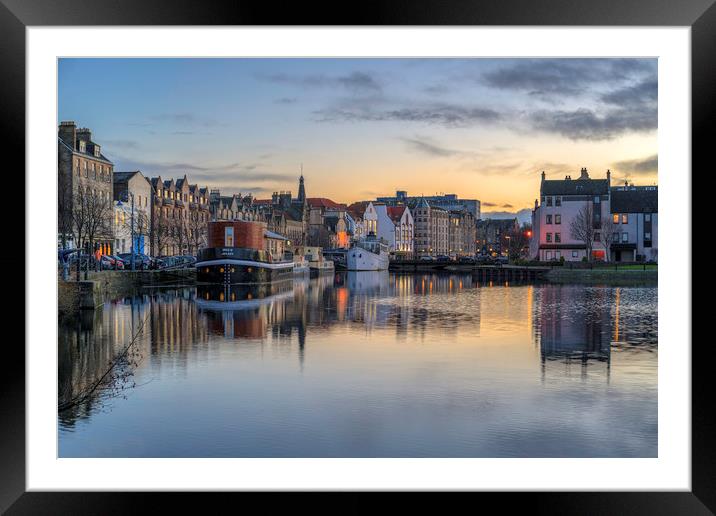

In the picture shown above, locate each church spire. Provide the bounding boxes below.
[297,164,306,203]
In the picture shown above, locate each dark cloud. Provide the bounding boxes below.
[501,203,514,209]
[260,71,382,93]
[482,58,655,98]
[601,79,657,107]
[612,154,658,175]
[529,105,657,140]
[316,103,500,128]
[482,202,498,207]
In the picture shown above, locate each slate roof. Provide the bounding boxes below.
[58,137,114,165]
[113,171,141,184]
[541,178,609,196]
[610,187,658,213]
[307,198,346,210]
[346,201,369,220]
[387,206,406,223]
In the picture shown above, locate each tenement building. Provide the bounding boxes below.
[476,218,520,256]
[150,175,211,256]
[377,190,481,219]
[58,121,115,253]
[411,197,449,257]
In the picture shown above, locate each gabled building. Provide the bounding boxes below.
[609,184,658,262]
[113,171,152,254]
[410,197,449,257]
[307,197,348,248]
[363,202,414,257]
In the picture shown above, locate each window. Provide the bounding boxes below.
[644,232,651,240]
[594,232,600,242]
[546,233,552,243]
[79,141,86,153]
[613,213,619,224]
[622,232,628,242]
[572,251,578,258]
[622,214,628,224]
[555,196,562,207]
[546,214,552,224]
[645,213,651,222]
[555,232,561,243]
[546,196,552,207]
[555,214,561,224]
[594,196,600,203]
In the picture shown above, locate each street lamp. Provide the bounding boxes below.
[117,191,136,271]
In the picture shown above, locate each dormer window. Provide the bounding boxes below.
[94,145,101,157]
[79,141,86,153]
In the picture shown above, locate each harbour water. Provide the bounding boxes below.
[58,272,657,458]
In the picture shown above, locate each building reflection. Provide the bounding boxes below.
[533,285,613,380]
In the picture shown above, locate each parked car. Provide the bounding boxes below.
[117,253,151,270]
[458,256,476,264]
[419,255,436,262]
[106,255,126,270]
[495,255,509,265]
[436,255,451,262]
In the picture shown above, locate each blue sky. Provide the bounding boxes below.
[58,58,657,213]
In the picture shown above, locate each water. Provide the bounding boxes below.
[58,272,657,458]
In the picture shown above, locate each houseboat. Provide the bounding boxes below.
[293,254,311,275]
[295,246,335,277]
[322,248,347,270]
[346,232,390,271]
[196,220,293,284]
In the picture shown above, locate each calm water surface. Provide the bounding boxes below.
[58,272,657,457]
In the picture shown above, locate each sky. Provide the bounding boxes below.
[58,58,657,217]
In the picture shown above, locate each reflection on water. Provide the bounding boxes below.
[59,272,657,458]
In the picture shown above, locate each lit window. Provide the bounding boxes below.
[622,214,628,224]
[613,213,619,224]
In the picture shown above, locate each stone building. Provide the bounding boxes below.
[411,197,449,257]
[377,190,481,219]
[58,121,114,253]
[307,197,348,249]
[149,174,211,256]
[112,171,152,255]
[448,209,477,257]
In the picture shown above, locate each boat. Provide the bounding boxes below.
[292,254,311,275]
[296,246,335,277]
[345,232,390,271]
[322,248,347,270]
[196,220,293,285]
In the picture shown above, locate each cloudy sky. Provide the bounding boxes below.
[58,58,657,216]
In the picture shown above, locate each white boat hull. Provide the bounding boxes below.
[346,248,389,271]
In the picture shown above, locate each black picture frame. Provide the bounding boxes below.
[1,0,709,513]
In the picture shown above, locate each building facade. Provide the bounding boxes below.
[58,121,114,253]
[476,218,520,257]
[608,185,658,262]
[410,197,450,257]
[150,175,211,256]
[530,168,658,262]
[448,209,477,257]
[113,171,152,255]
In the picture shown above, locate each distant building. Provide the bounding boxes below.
[307,197,348,249]
[376,190,480,219]
[57,121,114,252]
[476,218,519,256]
[346,201,370,242]
[609,184,658,262]
[411,197,449,257]
[448,209,477,257]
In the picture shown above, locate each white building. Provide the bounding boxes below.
[113,171,152,255]
[362,202,414,257]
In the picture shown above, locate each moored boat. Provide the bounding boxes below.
[296,246,335,277]
[196,221,293,285]
[346,232,389,271]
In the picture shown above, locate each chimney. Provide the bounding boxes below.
[76,127,92,143]
[58,121,76,149]
[534,199,538,209]
[606,169,611,184]
[579,167,589,179]
[541,171,546,181]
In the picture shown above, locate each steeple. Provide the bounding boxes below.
[297,164,306,203]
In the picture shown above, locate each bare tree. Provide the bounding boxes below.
[600,214,617,262]
[569,203,596,261]
[72,186,113,253]
[187,210,208,254]
[173,215,189,255]
[58,173,74,250]
[507,224,530,259]
[152,207,174,257]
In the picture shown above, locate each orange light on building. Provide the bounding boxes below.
[336,231,349,248]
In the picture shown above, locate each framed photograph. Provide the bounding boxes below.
[3,0,710,512]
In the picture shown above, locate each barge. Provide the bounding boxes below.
[196,220,293,285]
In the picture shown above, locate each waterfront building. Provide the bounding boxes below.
[411,197,449,257]
[377,190,481,219]
[448,209,477,257]
[57,121,114,253]
[476,218,520,256]
[609,184,658,262]
[530,168,658,262]
[112,171,152,255]
[362,202,413,256]
[150,175,211,256]
[531,168,611,262]
[346,201,370,242]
